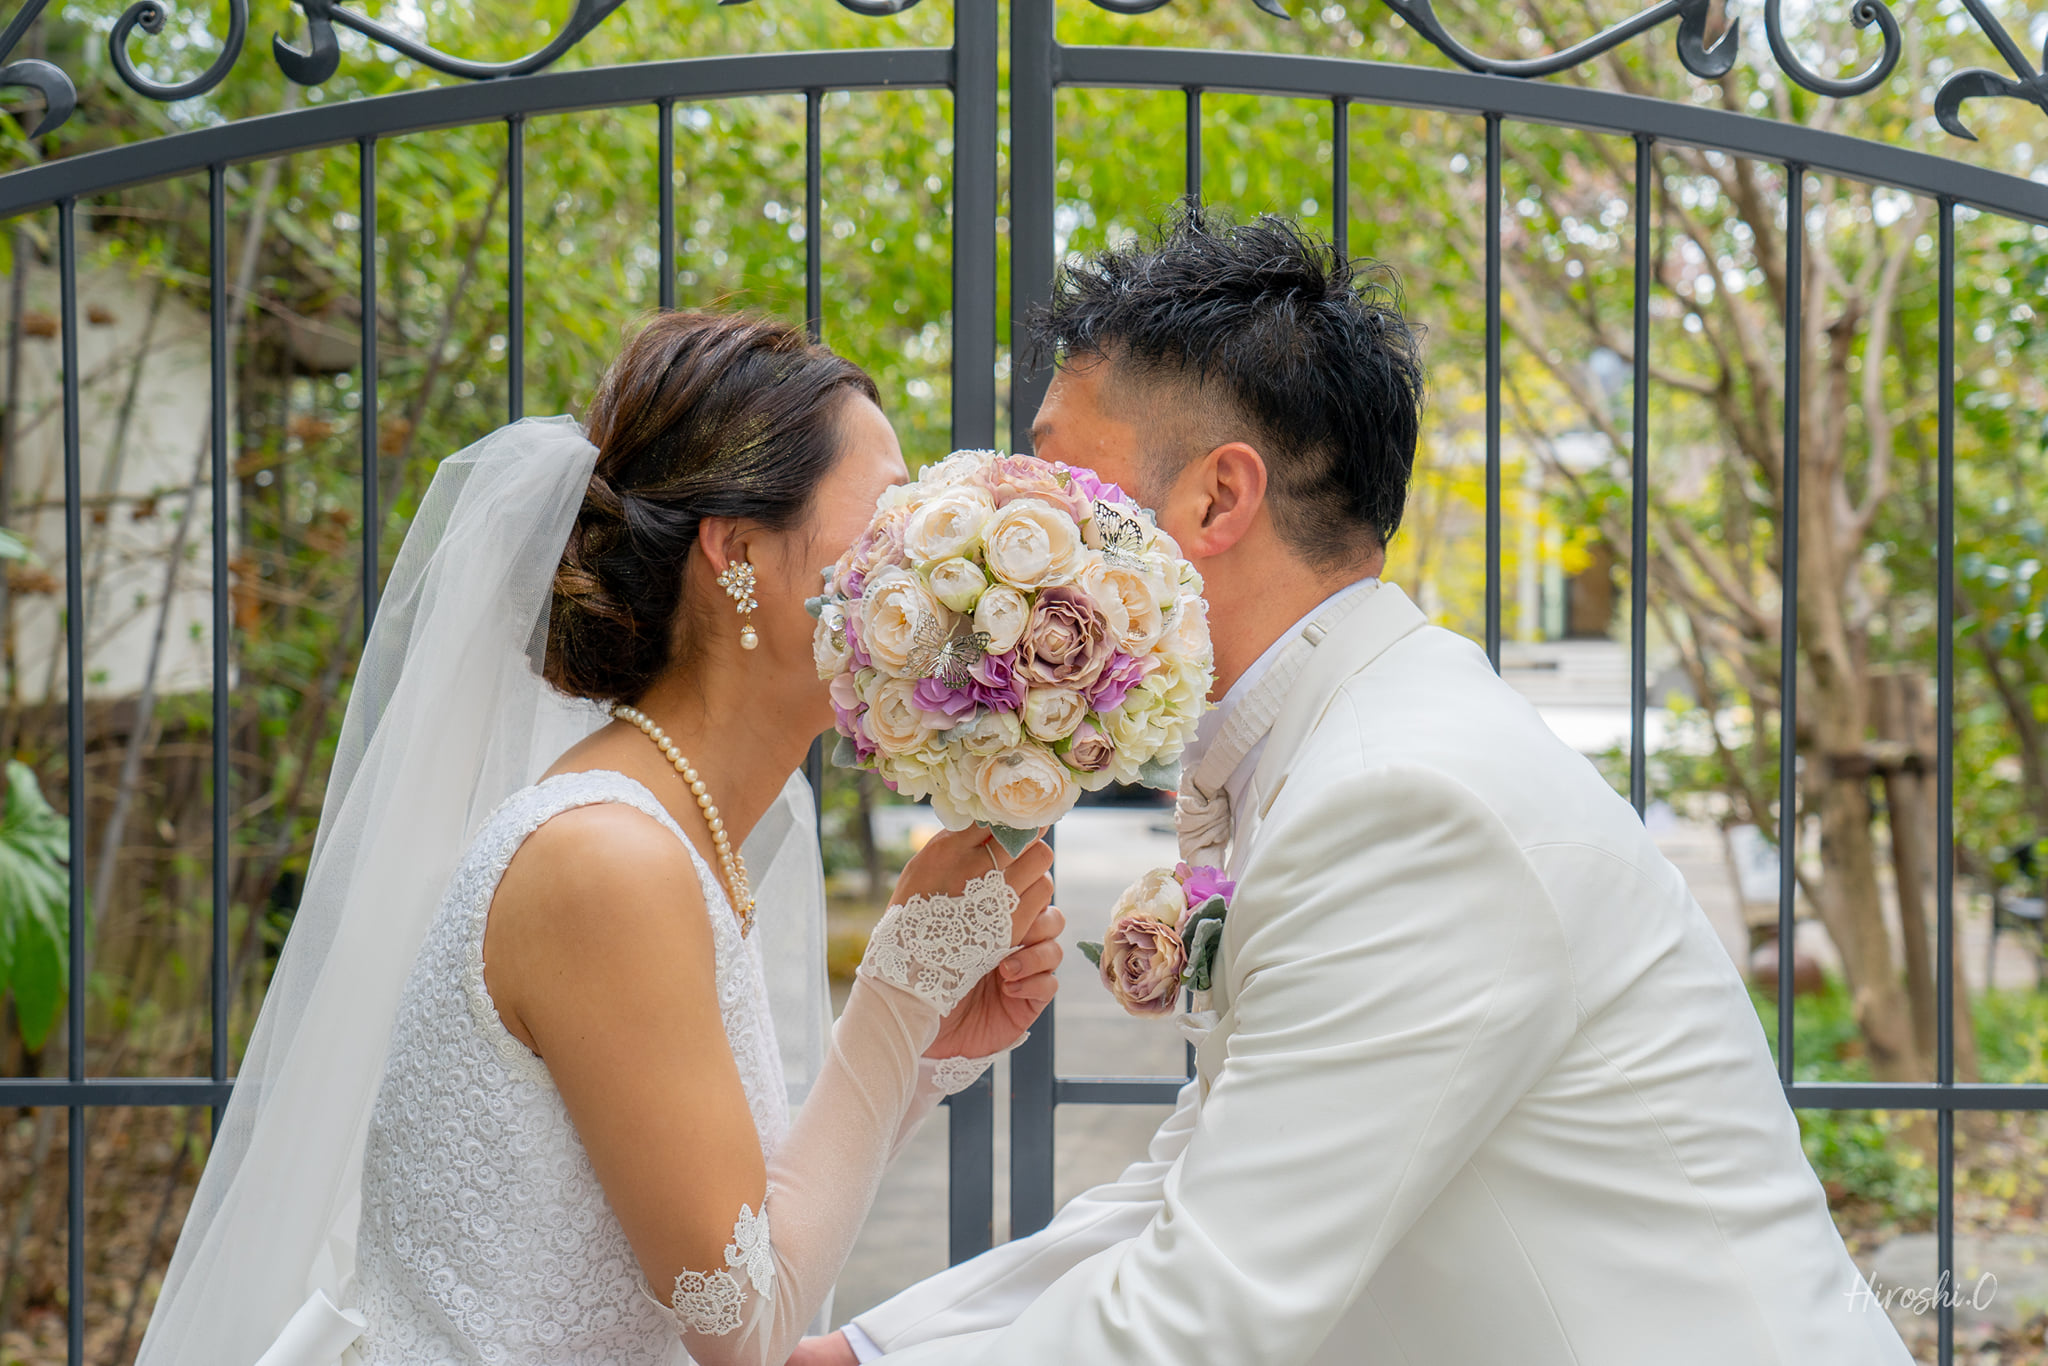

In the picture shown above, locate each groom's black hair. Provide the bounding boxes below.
[1030,205,1424,567]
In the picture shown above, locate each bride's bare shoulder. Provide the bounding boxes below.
[484,789,714,1052]
[494,792,708,944]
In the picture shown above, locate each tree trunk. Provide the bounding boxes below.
[1801,579,1923,1081]
[1871,667,1981,1084]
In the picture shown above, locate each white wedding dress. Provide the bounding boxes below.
[137,419,1016,1366]
[350,770,784,1364]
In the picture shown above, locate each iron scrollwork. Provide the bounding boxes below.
[1,0,2044,142]
[1366,0,1905,97]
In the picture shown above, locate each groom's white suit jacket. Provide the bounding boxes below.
[854,583,1912,1365]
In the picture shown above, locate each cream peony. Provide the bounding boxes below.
[949,706,1024,758]
[1109,866,1188,928]
[812,603,851,677]
[1022,687,1088,743]
[861,568,947,673]
[904,486,996,563]
[973,584,1031,654]
[974,745,1076,829]
[926,556,990,614]
[1080,560,1168,654]
[983,498,1084,590]
[865,677,940,755]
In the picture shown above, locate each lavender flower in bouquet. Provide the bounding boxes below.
[809,449,1214,854]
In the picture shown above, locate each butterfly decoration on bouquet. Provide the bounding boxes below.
[809,449,1215,854]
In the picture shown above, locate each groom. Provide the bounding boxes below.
[803,211,1911,1365]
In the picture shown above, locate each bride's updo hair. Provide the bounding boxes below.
[546,310,879,704]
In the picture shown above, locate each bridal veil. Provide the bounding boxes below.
[136,416,830,1366]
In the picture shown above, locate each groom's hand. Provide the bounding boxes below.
[778,1335,851,1366]
[787,1333,858,1366]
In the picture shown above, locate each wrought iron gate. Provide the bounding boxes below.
[2,1,2047,1362]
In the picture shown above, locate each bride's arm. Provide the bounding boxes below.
[486,811,1055,1366]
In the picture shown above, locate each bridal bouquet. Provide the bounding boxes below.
[811,449,1212,853]
[1078,863,1235,1017]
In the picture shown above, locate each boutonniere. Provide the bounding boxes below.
[1078,862,1235,1018]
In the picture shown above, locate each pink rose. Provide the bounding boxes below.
[838,503,910,588]
[1098,912,1186,1017]
[829,673,877,761]
[1085,651,1151,713]
[1065,720,1116,774]
[988,454,1090,520]
[1017,586,1114,691]
[1175,862,1236,911]
[1055,462,1130,509]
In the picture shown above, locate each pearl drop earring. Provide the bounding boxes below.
[716,559,760,651]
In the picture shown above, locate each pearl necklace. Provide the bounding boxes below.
[612,704,756,937]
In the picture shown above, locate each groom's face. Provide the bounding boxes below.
[1030,359,1153,511]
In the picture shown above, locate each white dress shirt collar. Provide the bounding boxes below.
[1181,577,1378,823]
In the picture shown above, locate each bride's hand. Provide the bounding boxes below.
[889,829,1061,1059]
[926,898,1063,1060]
[888,827,1053,951]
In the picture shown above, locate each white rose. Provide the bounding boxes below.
[973,584,1031,654]
[929,753,988,830]
[812,601,851,677]
[975,745,1076,829]
[862,568,947,673]
[1160,591,1213,669]
[1104,682,1172,764]
[926,556,990,614]
[866,677,937,755]
[921,449,996,490]
[1022,687,1087,743]
[1109,867,1188,928]
[904,486,996,564]
[952,707,1023,757]
[983,498,1083,590]
[1081,560,1167,654]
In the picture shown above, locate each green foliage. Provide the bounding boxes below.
[1798,1109,1938,1224]
[1751,973,2048,1218]
[0,760,70,1052]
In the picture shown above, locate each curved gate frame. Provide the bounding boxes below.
[2,1,2047,1360]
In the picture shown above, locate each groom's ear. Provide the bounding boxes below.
[1176,441,1267,558]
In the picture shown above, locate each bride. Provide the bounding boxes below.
[136,312,1063,1366]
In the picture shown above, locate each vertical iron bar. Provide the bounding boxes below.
[803,91,827,831]
[1185,87,1201,206]
[658,99,676,311]
[359,138,379,634]
[1777,165,1804,1086]
[1009,0,1056,454]
[1007,0,1060,1248]
[1936,194,1958,1366]
[58,194,84,1366]
[806,89,823,342]
[507,115,525,422]
[951,0,997,452]
[1630,136,1651,817]
[1331,97,1349,259]
[942,1075,994,1263]
[1484,113,1503,671]
[944,1,1000,1263]
[209,165,230,1098]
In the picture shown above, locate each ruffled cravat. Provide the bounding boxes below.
[1175,583,1379,867]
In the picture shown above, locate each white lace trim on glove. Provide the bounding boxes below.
[931,1053,999,1095]
[668,1200,776,1336]
[859,869,1018,1015]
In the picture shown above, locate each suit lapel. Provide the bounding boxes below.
[1202,583,1428,1037]
[1233,582,1428,859]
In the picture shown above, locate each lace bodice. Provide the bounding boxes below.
[350,769,788,1366]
